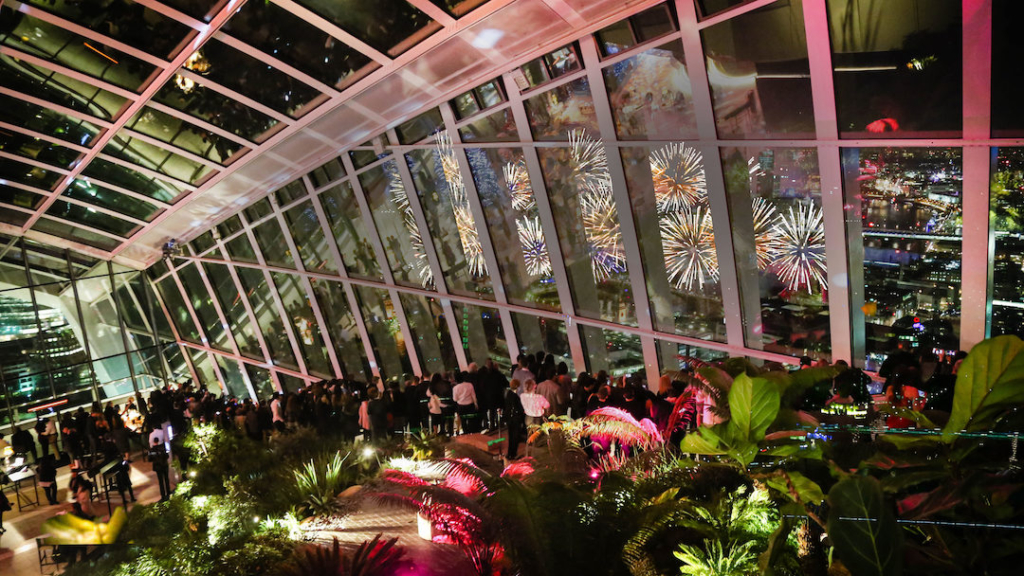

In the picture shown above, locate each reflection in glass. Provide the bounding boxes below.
[126,107,243,166]
[155,274,202,344]
[467,147,559,310]
[993,1,1024,136]
[580,326,643,377]
[64,179,162,222]
[235,266,296,369]
[225,233,258,264]
[188,348,219,392]
[46,200,140,238]
[990,148,1024,338]
[843,148,962,370]
[0,93,101,147]
[399,293,457,374]
[827,0,961,138]
[524,77,598,141]
[103,134,215,186]
[510,312,573,373]
[246,364,276,400]
[253,218,297,269]
[82,158,184,203]
[310,279,370,382]
[539,132,636,326]
[0,157,64,190]
[0,131,83,169]
[319,182,382,280]
[361,161,433,288]
[177,263,230,352]
[603,41,698,141]
[656,339,729,374]
[292,0,438,56]
[723,147,829,358]
[32,219,121,251]
[701,0,813,138]
[406,137,492,299]
[153,81,279,143]
[458,108,518,142]
[0,53,128,121]
[271,272,332,378]
[620,145,724,341]
[283,201,337,274]
[451,302,510,372]
[204,261,263,360]
[353,286,411,381]
[215,355,249,399]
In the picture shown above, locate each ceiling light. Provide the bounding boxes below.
[471,29,504,49]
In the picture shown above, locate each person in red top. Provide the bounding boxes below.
[885,367,923,429]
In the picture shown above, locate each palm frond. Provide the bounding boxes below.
[346,534,408,576]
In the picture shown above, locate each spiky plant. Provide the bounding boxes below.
[347,535,409,576]
[674,540,757,576]
[293,452,350,517]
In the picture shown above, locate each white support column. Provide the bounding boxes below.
[502,71,588,372]
[803,0,852,364]
[438,102,521,363]
[270,195,344,378]
[309,177,383,379]
[579,35,661,386]
[676,0,750,351]
[961,0,994,349]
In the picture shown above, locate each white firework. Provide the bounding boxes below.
[661,206,719,291]
[504,160,535,211]
[771,203,827,292]
[568,128,610,191]
[650,143,706,213]
[516,216,552,277]
[751,196,780,271]
[385,163,433,288]
[435,132,487,277]
[581,182,626,281]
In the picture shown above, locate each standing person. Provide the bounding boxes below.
[35,417,48,460]
[270,393,285,433]
[114,459,136,505]
[520,380,550,426]
[452,372,479,434]
[535,368,565,417]
[11,425,36,461]
[110,419,131,462]
[503,380,526,461]
[37,455,59,505]
[511,357,534,389]
[366,387,390,442]
[44,417,59,458]
[481,360,508,431]
[148,438,172,501]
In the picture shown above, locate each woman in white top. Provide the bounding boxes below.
[519,379,550,426]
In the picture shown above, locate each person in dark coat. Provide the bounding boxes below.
[366,387,390,442]
[503,380,527,460]
[148,438,171,501]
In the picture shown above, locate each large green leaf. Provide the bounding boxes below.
[765,471,825,505]
[943,336,1024,438]
[680,426,725,455]
[779,366,842,407]
[827,477,903,576]
[727,374,780,444]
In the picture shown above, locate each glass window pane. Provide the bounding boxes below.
[81,157,184,203]
[64,179,162,222]
[475,80,504,108]
[276,179,308,206]
[177,263,230,352]
[544,45,581,79]
[620,145,725,341]
[204,261,262,360]
[632,5,675,42]
[126,107,244,166]
[395,108,444,144]
[0,207,30,227]
[524,77,599,141]
[153,81,279,143]
[278,372,308,393]
[510,312,573,374]
[701,0,814,138]
[361,160,434,289]
[596,20,634,57]
[0,11,157,91]
[0,92,101,147]
[843,147,963,370]
[291,0,439,57]
[1,184,45,210]
[46,200,141,238]
[467,147,560,310]
[253,218,297,268]
[451,302,511,372]
[993,1,1024,136]
[103,134,215,186]
[429,0,488,18]
[218,215,244,239]
[453,91,480,119]
[353,285,411,381]
[308,158,345,189]
[603,41,699,141]
[697,0,750,18]
[406,145,493,300]
[320,182,383,280]
[580,326,643,378]
[0,55,128,121]
[236,266,296,369]
[827,0,962,138]
[0,130,83,170]
[0,157,63,190]
[310,279,371,382]
[187,348,218,392]
[225,233,258,264]
[155,275,202,344]
[655,339,729,374]
[193,40,321,118]
[244,198,273,223]
[271,272,332,378]
[458,107,518,142]
[246,364,276,400]
[160,0,220,20]
[283,200,337,274]
[723,147,829,359]
[32,218,122,251]
[538,138,637,326]
[399,293,457,375]
[990,148,1024,338]
[215,355,250,400]
[223,1,375,89]
[190,230,216,255]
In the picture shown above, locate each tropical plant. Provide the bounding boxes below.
[674,540,757,576]
[294,451,351,517]
[278,535,407,576]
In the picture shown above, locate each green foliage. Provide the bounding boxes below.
[293,452,351,517]
[944,335,1024,437]
[674,540,757,576]
[277,535,407,576]
[827,476,903,576]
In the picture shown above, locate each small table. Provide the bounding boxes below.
[3,468,39,511]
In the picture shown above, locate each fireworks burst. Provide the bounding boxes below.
[434,132,487,278]
[661,206,718,290]
[568,129,610,191]
[504,160,535,211]
[751,197,780,271]
[385,163,433,288]
[771,203,827,292]
[515,216,551,277]
[581,183,626,281]
[650,143,706,213]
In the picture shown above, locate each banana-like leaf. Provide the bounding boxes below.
[944,335,1024,439]
[766,470,825,505]
[827,477,903,576]
[727,374,780,444]
[680,426,726,455]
